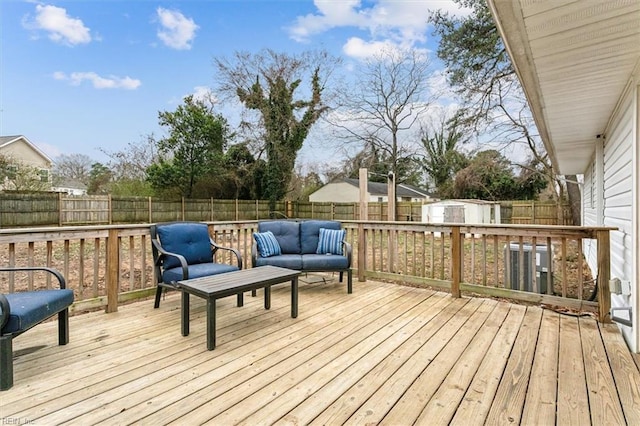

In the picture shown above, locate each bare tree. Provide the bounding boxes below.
[328,48,438,186]
[100,136,160,181]
[52,153,93,185]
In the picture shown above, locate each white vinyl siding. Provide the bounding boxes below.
[602,85,636,350]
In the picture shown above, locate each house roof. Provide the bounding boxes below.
[0,135,54,164]
[54,179,88,190]
[342,178,432,199]
[487,1,640,175]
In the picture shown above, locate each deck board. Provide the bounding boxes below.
[4,277,639,426]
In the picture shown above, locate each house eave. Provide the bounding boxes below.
[487,0,640,175]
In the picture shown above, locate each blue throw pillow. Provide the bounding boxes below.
[316,228,345,255]
[253,231,282,257]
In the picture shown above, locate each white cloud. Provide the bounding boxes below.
[343,37,401,60]
[288,0,470,60]
[54,72,141,90]
[156,7,198,50]
[191,86,218,104]
[23,4,92,46]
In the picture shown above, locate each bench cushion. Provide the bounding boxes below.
[302,254,349,270]
[259,221,300,254]
[157,222,212,269]
[253,254,303,270]
[300,220,341,254]
[163,263,239,283]
[2,289,74,335]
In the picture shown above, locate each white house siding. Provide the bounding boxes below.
[601,84,637,351]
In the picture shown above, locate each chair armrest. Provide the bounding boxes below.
[210,238,243,270]
[150,239,189,280]
[251,241,258,267]
[0,293,9,330]
[0,267,67,289]
[342,241,352,267]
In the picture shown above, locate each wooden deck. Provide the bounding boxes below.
[4,276,640,425]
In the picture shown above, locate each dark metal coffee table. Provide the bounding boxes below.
[177,266,300,350]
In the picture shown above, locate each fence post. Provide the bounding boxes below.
[58,192,63,227]
[596,229,611,322]
[451,226,462,298]
[148,196,152,223]
[106,228,119,313]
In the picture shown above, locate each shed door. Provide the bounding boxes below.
[444,206,464,223]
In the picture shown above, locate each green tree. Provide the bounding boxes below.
[87,162,112,194]
[451,150,545,200]
[420,117,469,197]
[215,49,340,211]
[146,95,229,198]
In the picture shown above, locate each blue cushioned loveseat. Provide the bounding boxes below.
[0,267,73,390]
[251,220,352,293]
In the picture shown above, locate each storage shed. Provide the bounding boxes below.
[421,199,501,225]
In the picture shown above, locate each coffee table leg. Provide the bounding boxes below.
[237,292,244,307]
[207,298,216,350]
[264,285,271,310]
[291,277,298,318]
[181,291,190,336]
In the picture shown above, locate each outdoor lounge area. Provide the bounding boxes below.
[4,275,640,425]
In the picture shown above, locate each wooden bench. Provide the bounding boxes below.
[0,267,74,390]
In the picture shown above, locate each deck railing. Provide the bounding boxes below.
[0,221,613,321]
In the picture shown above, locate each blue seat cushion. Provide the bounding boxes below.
[157,222,213,269]
[258,221,301,254]
[162,263,239,283]
[2,289,74,335]
[253,255,302,270]
[302,254,349,270]
[300,221,342,254]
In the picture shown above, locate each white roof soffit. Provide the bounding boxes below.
[487,0,640,175]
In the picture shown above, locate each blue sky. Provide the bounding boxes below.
[0,0,468,167]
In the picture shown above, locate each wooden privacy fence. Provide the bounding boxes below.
[0,220,612,322]
[0,193,572,227]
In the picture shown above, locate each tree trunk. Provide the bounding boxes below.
[565,175,581,226]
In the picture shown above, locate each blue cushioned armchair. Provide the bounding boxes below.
[0,267,74,390]
[150,222,243,308]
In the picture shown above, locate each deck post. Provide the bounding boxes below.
[358,168,368,282]
[451,226,461,298]
[106,228,120,313]
[596,229,611,322]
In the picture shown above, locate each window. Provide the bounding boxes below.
[7,165,17,180]
[39,169,49,182]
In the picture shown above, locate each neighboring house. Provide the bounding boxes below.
[309,178,433,203]
[488,1,640,352]
[0,135,53,187]
[52,179,88,195]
